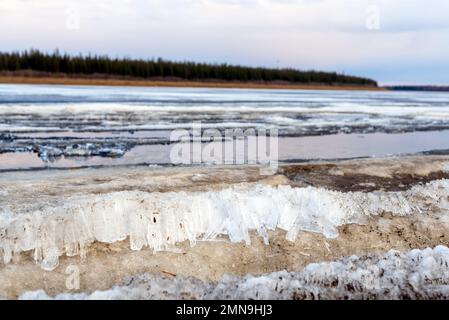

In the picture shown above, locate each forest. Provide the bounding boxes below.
[0,50,377,86]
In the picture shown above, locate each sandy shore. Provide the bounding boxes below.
[2,155,449,299]
[0,75,384,91]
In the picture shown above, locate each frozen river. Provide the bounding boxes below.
[1,84,449,170]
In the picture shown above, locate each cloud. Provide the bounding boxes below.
[0,0,448,84]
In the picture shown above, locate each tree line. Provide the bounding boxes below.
[0,49,377,86]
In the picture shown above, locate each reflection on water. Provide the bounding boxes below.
[2,130,449,171]
[279,130,449,160]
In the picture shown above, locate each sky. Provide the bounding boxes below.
[1,0,449,85]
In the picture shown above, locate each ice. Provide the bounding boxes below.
[1,179,449,270]
[37,146,64,162]
[0,133,14,142]
[35,143,127,162]
[2,85,449,136]
[16,246,449,300]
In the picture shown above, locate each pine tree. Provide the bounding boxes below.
[0,49,377,86]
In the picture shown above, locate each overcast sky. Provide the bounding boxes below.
[1,0,449,84]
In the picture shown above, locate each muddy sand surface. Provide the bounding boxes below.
[2,155,449,298]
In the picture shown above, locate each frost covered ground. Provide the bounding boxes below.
[2,178,449,271]
[2,155,449,299]
[17,246,449,300]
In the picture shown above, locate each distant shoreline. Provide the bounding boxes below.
[385,85,449,92]
[0,75,385,91]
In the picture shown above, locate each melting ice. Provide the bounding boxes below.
[1,180,449,270]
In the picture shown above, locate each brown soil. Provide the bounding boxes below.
[282,164,449,192]
[0,75,385,91]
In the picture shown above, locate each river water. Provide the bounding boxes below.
[1,84,449,171]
